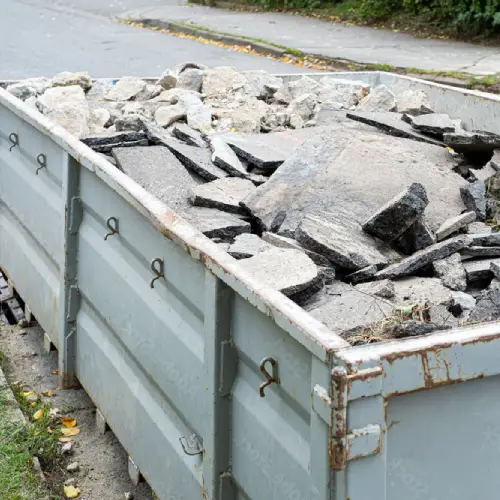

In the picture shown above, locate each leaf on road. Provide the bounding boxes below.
[33,408,44,421]
[58,437,73,443]
[61,427,80,437]
[61,417,77,428]
[42,391,54,397]
[22,390,34,398]
[64,485,81,498]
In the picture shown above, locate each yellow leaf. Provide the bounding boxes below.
[33,409,44,420]
[61,427,80,436]
[61,417,77,428]
[22,391,34,398]
[58,437,73,443]
[30,402,37,407]
[64,485,81,498]
[42,391,54,397]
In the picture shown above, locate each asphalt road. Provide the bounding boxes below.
[1,0,302,79]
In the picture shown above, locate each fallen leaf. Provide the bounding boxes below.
[58,437,73,443]
[33,408,44,421]
[61,427,80,436]
[61,417,77,428]
[22,391,34,398]
[52,370,59,375]
[42,391,54,397]
[30,402,37,407]
[64,485,81,498]
[47,427,53,434]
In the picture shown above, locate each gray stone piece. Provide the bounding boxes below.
[460,181,487,221]
[356,85,396,112]
[81,131,146,148]
[345,265,378,284]
[155,104,186,128]
[489,149,500,171]
[392,277,454,305]
[389,321,444,339]
[189,178,255,214]
[362,183,429,242]
[105,77,147,101]
[396,89,433,116]
[396,217,436,254]
[187,103,212,132]
[355,279,395,299]
[242,129,465,238]
[172,123,207,148]
[463,258,500,282]
[155,134,228,181]
[220,127,319,170]
[375,236,469,280]
[450,291,477,318]
[461,246,500,260]
[274,75,320,104]
[470,162,497,184]
[436,211,476,241]
[346,111,444,146]
[491,261,500,279]
[182,208,251,241]
[227,233,274,259]
[112,146,202,212]
[209,137,250,178]
[52,71,92,91]
[178,68,204,92]
[315,77,370,108]
[242,70,282,99]
[115,114,146,132]
[308,283,393,337]
[427,304,460,329]
[467,222,492,234]
[410,113,455,137]
[432,253,467,291]
[444,131,500,154]
[238,248,321,297]
[469,290,500,322]
[296,212,390,271]
[468,232,500,247]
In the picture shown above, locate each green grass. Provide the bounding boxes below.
[0,384,61,499]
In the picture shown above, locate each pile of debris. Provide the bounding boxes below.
[5,65,500,345]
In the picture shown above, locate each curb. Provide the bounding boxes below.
[122,17,471,89]
[0,364,25,425]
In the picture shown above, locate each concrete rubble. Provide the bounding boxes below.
[6,66,500,344]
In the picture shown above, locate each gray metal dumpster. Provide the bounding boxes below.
[1,72,500,500]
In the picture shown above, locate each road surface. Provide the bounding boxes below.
[1,0,302,79]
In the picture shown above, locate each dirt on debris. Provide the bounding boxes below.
[0,322,154,500]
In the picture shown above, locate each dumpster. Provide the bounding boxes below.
[1,71,500,500]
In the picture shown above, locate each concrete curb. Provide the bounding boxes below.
[122,17,471,89]
[0,364,25,424]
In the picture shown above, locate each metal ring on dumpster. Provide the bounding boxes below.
[150,258,165,289]
[8,133,19,151]
[104,217,119,241]
[259,357,280,397]
[36,154,46,175]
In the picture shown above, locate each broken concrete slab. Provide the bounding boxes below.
[104,77,147,101]
[470,162,497,184]
[296,212,391,271]
[444,131,500,154]
[460,181,487,221]
[172,123,206,148]
[182,208,250,241]
[467,222,492,234]
[389,321,445,339]
[345,265,378,285]
[112,146,202,211]
[243,129,466,238]
[316,77,370,108]
[238,247,321,298]
[346,111,444,146]
[260,232,332,267]
[187,103,212,132]
[209,137,250,178]
[355,279,395,299]
[177,68,204,92]
[396,217,436,254]
[463,258,500,282]
[356,85,396,112]
[436,211,476,241]
[393,277,454,305]
[468,290,500,322]
[155,104,186,128]
[468,232,500,246]
[450,291,476,319]
[51,71,92,92]
[461,246,500,259]
[227,233,274,259]
[308,283,394,338]
[148,130,228,181]
[220,127,319,170]
[241,70,282,100]
[81,131,147,148]
[395,89,433,116]
[491,261,500,280]
[287,94,316,121]
[115,114,146,132]
[94,139,148,153]
[362,183,428,242]
[432,253,467,291]
[189,178,255,214]
[410,113,455,137]
[274,76,320,105]
[375,236,469,280]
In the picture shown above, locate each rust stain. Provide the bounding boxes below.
[330,367,348,471]
[347,366,383,382]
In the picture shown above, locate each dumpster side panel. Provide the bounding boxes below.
[0,105,63,346]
